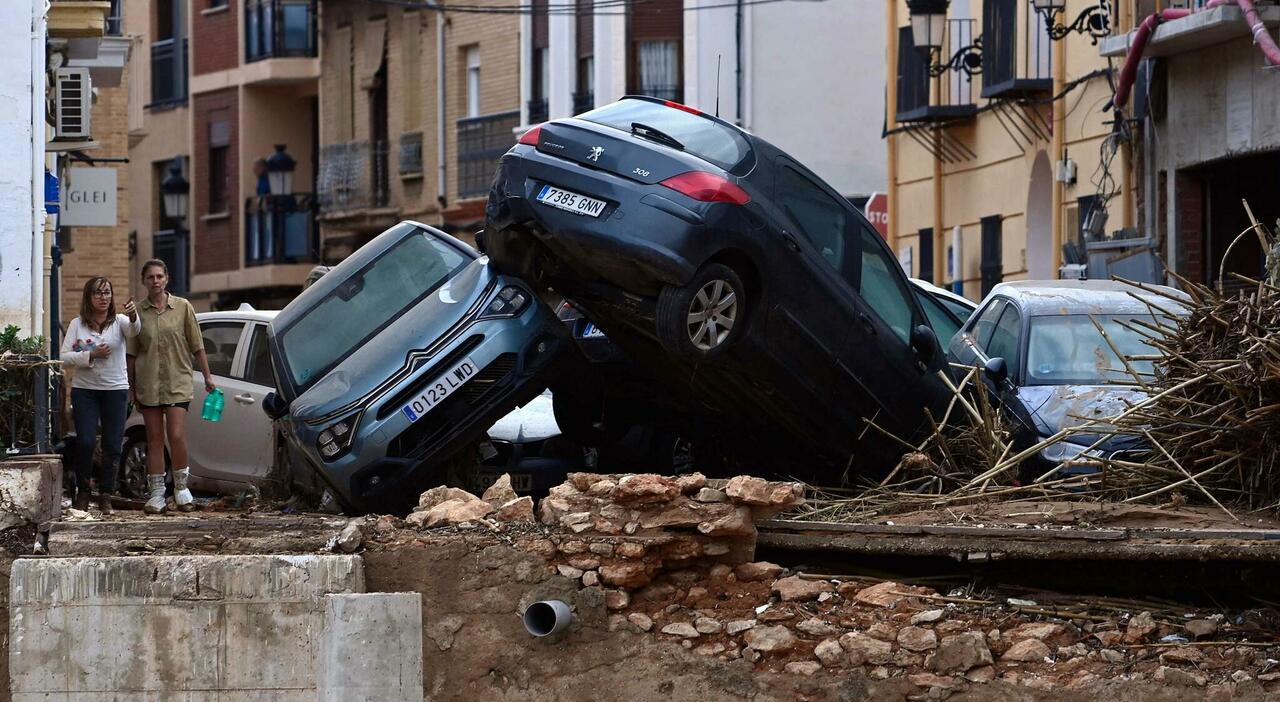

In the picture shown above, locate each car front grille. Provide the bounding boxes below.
[387,352,521,460]
[376,334,485,420]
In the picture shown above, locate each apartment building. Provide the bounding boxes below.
[886,0,1139,300]
[127,0,321,311]
[316,0,519,257]
[520,0,887,201]
[1101,0,1280,291]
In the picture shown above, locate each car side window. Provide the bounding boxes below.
[969,299,1007,351]
[856,223,914,343]
[199,322,245,378]
[244,324,275,388]
[986,304,1022,371]
[775,165,850,275]
[915,289,962,345]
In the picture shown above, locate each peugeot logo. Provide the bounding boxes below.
[588,146,604,162]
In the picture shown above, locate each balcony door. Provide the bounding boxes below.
[627,0,682,102]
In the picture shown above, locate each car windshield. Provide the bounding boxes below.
[580,99,753,174]
[278,231,469,392]
[1025,314,1167,386]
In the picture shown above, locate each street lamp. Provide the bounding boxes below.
[265,144,296,198]
[906,0,949,54]
[1031,0,1111,43]
[160,158,189,222]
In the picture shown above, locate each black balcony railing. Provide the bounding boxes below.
[246,0,318,62]
[896,21,979,124]
[317,141,390,213]
[149,38,189,108]
[572,91,594,115]
[106,0,123,35]
[457,110,520,200]
[982,0,1052,98]
[245,194,319,266]
[399,132,424,176]
[527,98,549,124]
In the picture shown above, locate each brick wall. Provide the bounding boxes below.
[1175,170,1203,285]
[193,3,239,75]
[193,89,240,274]
[59,78,131,327]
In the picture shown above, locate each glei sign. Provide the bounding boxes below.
[60,167,118,227]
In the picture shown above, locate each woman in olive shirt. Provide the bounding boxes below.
[126,259,217,514]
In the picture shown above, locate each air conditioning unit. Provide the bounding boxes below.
[55,67,93,140]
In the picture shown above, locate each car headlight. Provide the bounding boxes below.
[481,285,531,319]
[1039,440,1102,464]
[317,413,360,462]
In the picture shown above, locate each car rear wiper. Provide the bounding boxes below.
[631,122,685,151]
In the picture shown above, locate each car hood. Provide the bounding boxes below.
[487,392,560,444]
[1017,385,1147,450]
[290,259,495,421]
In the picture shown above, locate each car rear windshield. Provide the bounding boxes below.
[278,230,469,392]
[579,99,753,173]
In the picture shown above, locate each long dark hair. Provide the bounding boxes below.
[79,276,117,333]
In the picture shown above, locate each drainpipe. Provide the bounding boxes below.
[885,0,899,254]
[31,0,48,336]
[1050,24,1066,277]
[431,2,446,209]
[734,0,743,125]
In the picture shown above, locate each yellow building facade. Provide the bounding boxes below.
[886,0,1139,301]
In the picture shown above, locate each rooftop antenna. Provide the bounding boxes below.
[715,54,722,118]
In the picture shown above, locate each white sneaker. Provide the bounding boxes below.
[143,474,167,515]
[174,467,196,513]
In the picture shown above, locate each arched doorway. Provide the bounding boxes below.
[1026,151,1054,279]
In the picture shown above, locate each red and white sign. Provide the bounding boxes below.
[864,192,888,239]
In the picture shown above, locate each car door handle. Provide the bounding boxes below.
[857,311,877,336]
[780,231,801,253]
[234,394,256,405]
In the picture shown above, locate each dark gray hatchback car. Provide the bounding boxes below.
[483,96,954,479]
[264,221,568,513]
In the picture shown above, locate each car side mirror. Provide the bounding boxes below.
[983,357,1009,386]
[910,324,941,369]
[263,391,290,420]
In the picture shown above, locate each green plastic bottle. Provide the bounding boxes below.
[203,388,224,422]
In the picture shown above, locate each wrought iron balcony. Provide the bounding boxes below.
[457,110,520,200]
[245,194,319,266]
[106,0,122,35]
[527,98,549,125]
[317,141,390,213]
[149,38,188,108]
[896,21,979,124]
[632,84,681,102]
[981,0,1052,98]
[245,0,318,62]
[572,91,595,115]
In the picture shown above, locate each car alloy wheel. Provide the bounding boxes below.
[119,437,149,499]
[687,280,738,352]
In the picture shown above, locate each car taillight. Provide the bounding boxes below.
[518,125,543,146]
[663,100,702,116]
[659,171,751,205]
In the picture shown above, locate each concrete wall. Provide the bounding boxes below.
[9,555,423,701]
[749,0,885,199]
[0,0,41,334]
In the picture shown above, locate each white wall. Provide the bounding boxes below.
[684,0,741,124]
[748,0,886,199]
[0,0,41,334]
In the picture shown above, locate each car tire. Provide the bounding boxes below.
[656,263,746,360]
[118,431,170,499]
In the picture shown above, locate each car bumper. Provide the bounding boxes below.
[292,308,569,514]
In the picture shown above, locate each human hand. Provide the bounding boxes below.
[124,296,137,322]
[90,345,111,360]
[205,376,216,393]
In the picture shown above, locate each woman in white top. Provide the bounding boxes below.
[60,276,140,513]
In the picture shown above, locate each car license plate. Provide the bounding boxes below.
[579,322,607,339]
[401,357,478,423]
[510,474,533,492]
[537,185,607,217]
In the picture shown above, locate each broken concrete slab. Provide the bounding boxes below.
[319,593,423,702]
[10,555,370,698]
[0,454,61,530]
